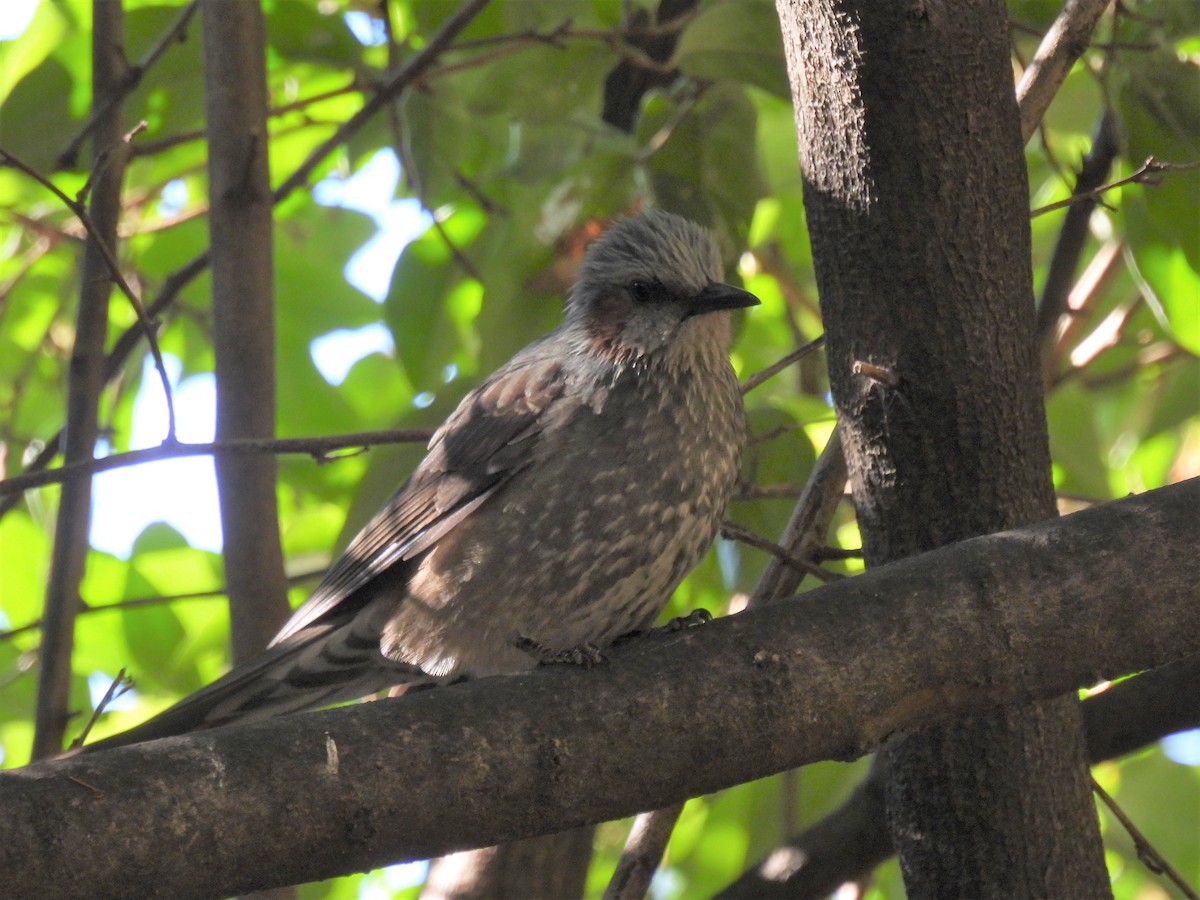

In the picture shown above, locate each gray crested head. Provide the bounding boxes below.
[564,211,758,367]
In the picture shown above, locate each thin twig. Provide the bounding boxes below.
[1091,776,1200,900]
[0,428,434,498]
[271,0,493,206]
[69,669,132,750]
[0,143,178,439]
[741,336,826,394]
[720,520,838,582]
[0,567,325,643]
[452,10,696,53]
[56,1,200,169]
[1035,109,1120,360]
[736,484,803,500]
[748,428,849,606]
[1030,157,1200,218]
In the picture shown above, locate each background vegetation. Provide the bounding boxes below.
[0,0,1196,896]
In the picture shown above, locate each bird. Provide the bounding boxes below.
[86,210,758,751]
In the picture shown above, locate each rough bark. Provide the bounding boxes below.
[775,1,1110,896]
[200,0,291,659]
[4,481,1196,898]
[716,650,1200,900]
[32,0,129,760]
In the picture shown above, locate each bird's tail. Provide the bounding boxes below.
[82,622,422,752]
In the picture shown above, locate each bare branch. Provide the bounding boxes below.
[1092,777,1200,900]
[603,804,685,900]
[32,1,133,759]
[5,481,1197,897]
[271,0,493,206]
[56,2,200,169]
[1015,0,1112,143]
[1030,156,1200,217]
[0,429,434,498]
[741,336,826,394]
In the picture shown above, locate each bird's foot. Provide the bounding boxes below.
[614,608,714,645]
[657,608,714,633]
[516,637,606,668]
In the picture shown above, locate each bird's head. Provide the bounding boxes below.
[565,211,759,368]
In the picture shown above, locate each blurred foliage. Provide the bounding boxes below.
[1,0,1198,897]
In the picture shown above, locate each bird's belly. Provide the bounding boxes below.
[381,404,739,679]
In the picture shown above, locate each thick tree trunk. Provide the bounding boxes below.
[775,1,1110,896]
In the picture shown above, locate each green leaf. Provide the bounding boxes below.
[1124,237,1200,355]
[1046,382,1111,498]
[1117,54,1200,272]
[642,82,765,250]
[0,55,79,170]
[674,0,790,99]
[0,0,69,101]
[385,208,487,388]
[266,1,363,68]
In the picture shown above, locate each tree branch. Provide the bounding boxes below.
[716,650,1200,899]
[5,480,1196,897]
[1015,0,1112,143]
[0,0,490,523]
[201,0,293,658]
[31,0,131,760]
[0,429,434,498]
[56,1,200,169]
[1035,110,1120,358]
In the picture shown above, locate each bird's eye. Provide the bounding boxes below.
[629,280,654,303]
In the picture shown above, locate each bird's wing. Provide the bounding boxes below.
[269,353,573,647]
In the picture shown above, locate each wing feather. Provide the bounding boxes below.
[270,354,569,646]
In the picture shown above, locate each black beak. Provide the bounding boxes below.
[686,282,760,318]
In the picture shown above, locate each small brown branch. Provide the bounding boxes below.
[68,669,132,750]
[735,483,804,501]
[32,0,129,760]
[603,804,685,900]
[422,39,559,80]
[0,143,178,440]
[720,520,835,582]
[638,84,705,160]
[0,567,326,644]
[271,0,492,206]
[452,11,695,53]
[1030,157,1200,218]
[270,79,363,118]
[56,2,200,169]
[748,428,849,606]
[1042,239,1124,386]
[1091,777,1200,900]
[741,336,826,394]
[0,6,488,523]
[1015,0,1112,143]
[0,429,434,498]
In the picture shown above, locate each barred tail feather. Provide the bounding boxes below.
[84,621,424,752]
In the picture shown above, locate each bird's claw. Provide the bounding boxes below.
[516,637,606,668]
[613,608,714,645]
[658,608,714,633]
